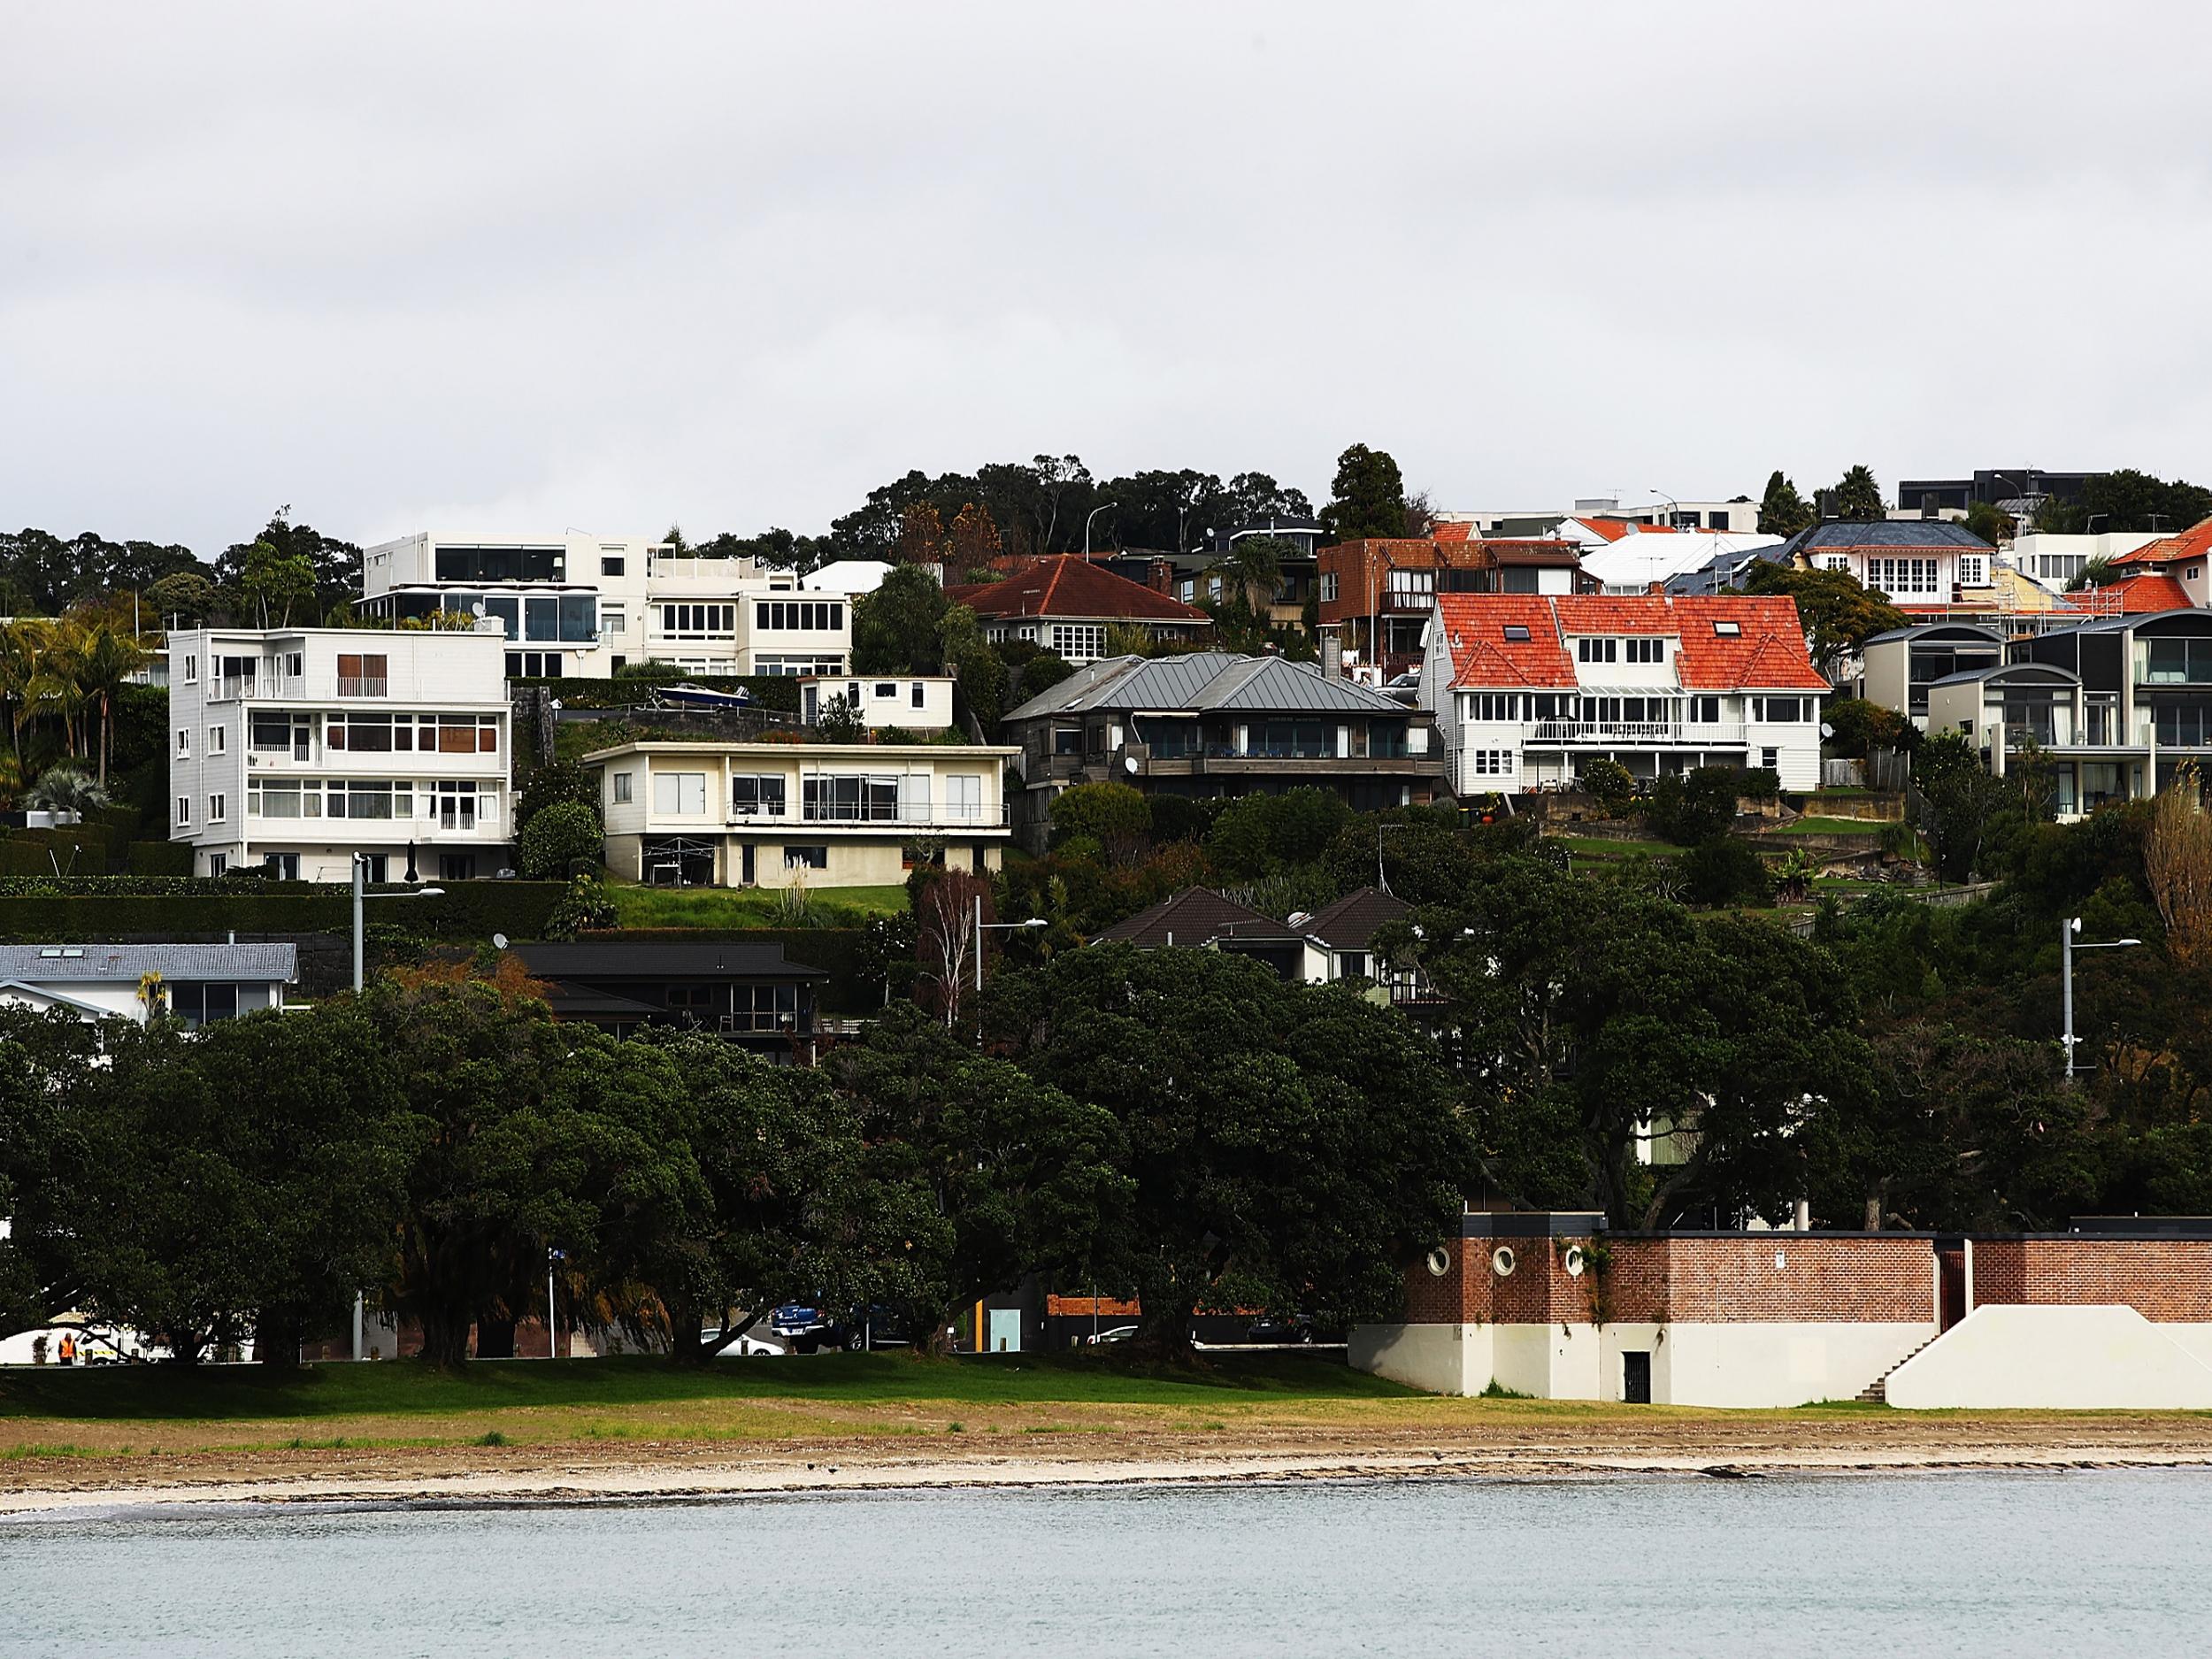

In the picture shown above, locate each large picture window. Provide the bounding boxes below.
[803,773,899,821]
[730,774,788,817]
[753,601,844,634]
[652,772,709,815]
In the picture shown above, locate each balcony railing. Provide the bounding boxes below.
[338,676,389,698]
[1526,720,1748,745]
[718,803,1010,830]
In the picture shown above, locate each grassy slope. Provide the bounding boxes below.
[604,882,910,928]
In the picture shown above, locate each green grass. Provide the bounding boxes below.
[604,882,910,929]
[1772,817,1888,836]
[1551,835,1690,859]
[0,1351,1412,1425]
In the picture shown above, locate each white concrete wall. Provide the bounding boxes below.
[1886,1306,2212,1409]
[1348,1322,1480,1395]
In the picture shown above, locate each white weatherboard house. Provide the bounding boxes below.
[360,531,858,680]
[589,738,1018,889]
[167,625,513,881]
[0,942,296,1026]
[1421,592,1828,794]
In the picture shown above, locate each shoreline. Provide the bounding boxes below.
[10,1433,2212,1517]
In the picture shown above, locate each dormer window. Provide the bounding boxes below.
[1713,621,1741,637]
[1502,624,1531,642]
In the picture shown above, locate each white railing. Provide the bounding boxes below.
[721,803,1010,830]
[1525,720,1748,745]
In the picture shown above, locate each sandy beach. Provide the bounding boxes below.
[9,1415,2212,1516]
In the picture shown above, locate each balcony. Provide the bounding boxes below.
[1525,719,1748,746]
[718,803,1010,831]
[338,675,389,698]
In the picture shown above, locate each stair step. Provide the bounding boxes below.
[1855,1333,1941,1404]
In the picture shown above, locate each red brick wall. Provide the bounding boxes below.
[1651,1237,1932,1324]
[1401,1233,1604,1324]
[1970,1240,2212,1321]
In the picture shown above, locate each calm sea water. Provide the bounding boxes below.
[3,1471,2208,1656]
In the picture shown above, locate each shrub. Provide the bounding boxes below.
[514,758,599,836]
[1017,654,1077,702]
[518,801,603,879]
[1049,782,1150,860]
[1578,757,1637,817]
[1678,840,1774,908]
[1647,767,1755,844]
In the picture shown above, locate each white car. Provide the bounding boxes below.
[1083,1325,1138,1346]
[702,1327,786,1358]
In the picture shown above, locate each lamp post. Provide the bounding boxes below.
[1083,502,1118,560]
[547,1247,565,1362]
[351,854,446,992]
[1647,488,1681,530]
[2062,916,2143,1083]
[973,897,1048,991]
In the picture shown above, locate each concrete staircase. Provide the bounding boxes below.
[1855,1334,1941,1404]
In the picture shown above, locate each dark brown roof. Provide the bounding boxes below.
[1295,887,1410,951]
[1093,888,1289,948]
[947,556,1212,623]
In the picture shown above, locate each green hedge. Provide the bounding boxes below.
[580,926,872,1012]
[0,882,568,945]
[511,674,803,713]
[127,841,195,877]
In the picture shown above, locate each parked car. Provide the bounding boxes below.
[701,1326,784,1358]
[1084,1325,1138,1346]
[1242,1315,1318,1345]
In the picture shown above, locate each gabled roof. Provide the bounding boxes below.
[1780,520,1994,553]
[1436,595,1826,691]
[1295,887,1409,951]
[511,941,828,979]
[2056,573,2193,615]
[1093,888,1289,948]
[947,557,1211,624]
[0,943,297,983]
[2112,516,2212,567]
[1002,651,1410,722]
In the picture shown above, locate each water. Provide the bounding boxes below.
[3,1471,2208,1655]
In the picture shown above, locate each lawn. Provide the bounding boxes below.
[1550,835,1690,860]
[1771,817,1888,836]
[605,882,910,929]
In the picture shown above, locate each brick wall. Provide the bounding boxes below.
[1402,1233,1602,1324]
[1651,1236,1932,1324]
[1971,1240,2212,1322]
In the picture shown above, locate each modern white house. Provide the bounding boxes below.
[167,625,513,881]
[1420,593,1830,794]
[2007,530,2171,595]
[588,737,1018,889]
[798,673,956,733]
[0,942,296,1026]
[359,530,859,679]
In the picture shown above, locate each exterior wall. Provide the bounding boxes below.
[1609,1321,1930,1407]
[801,675,956,731]
[169,626,512,879]
[1885,1305,2212,1409]
[1969,1238,2212,1321]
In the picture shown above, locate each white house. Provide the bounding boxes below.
[167,625,513,881]
[0,942,296,1026]
[589,737,1018,889]
[799,674,956,733]
[1421,593,1829,794]
[2008,530,2171,595]
[360,530,861,679]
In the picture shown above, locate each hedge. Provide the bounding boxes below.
[510,674,803,713]
[127,841,195,877]
[0,881,568,945]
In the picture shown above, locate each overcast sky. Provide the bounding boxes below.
[5,2,2209,557]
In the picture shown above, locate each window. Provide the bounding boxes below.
[1319,572,1339,603]
[911,682,926,709]
[263,852,300,879]
[182,654,198,684]
[603,606,626,637]
[526,596,559,641]
[1763,747,1779,770]
[506,651,563,678]
[326,713,394,752]
[207,726,227,754]
[1471,749,1513,777]
[1468,694,1515,722]
[1712,620,1741,637]
[413,714,497,754]
[653,772,709,815]
[168,983,242,1029]
[1386,569,1434,602]
[251,713,309,757]
[1051,623,1106,660]
[660,603,736,638]
[752,601,844,633]
[326,780,410,820]
[1578,638,1618,663]
[1821,555,1851,572]
[175,795,193,826]
[1867,557,1940,597]
[335,653,388,697]
[601,556,626,577]
[945,774,981,821]
[1755,697,1810,722]
[431,780,480,830]
[1957,553,1988,587]
[730,774,788,817]
[249,777,321,818]
[784,844,829,870]
[1502,624,1531,642]
[440,854,478,880]
[177,728,191,756]
[803,773,899,821]
[613,772,634,804]
[1690,695,1723,723]
[207,854,227,877]
[1624,638,1665,664]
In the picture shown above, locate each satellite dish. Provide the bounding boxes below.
[1819,722,1835,739]
[1124,755,1138,774]
[471,602,487,618]
[492,933,510,950]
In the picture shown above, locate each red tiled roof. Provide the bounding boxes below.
[1571,518,1681,541]
[2113,516,2212,567]
[2058,573,2193,615]
[946,556,1210,623]
[1437,594,1825,691]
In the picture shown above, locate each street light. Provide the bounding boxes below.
[1648,488,1681,529]
[973,896,1048,990]
[350,853,445,991]
[1084,502,1119,559]
[2062,916,2143,1082]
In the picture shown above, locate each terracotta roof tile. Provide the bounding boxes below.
[1437,594,1825,691]
[2113,516,2212,567]
[2058,573,2193,615]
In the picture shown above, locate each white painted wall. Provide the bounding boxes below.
[1885,1306,2212,1409]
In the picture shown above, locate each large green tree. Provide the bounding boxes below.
[1740,561,1908,678]
[1756,470,1815,537]
[1321,443,1412,541]
[852,563,957,674]
[1830,465,1886,521]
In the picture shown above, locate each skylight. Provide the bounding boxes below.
[1502,624,1531,641]
[1712,620,1741,636]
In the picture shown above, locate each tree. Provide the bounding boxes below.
[851,564,954,674]
[1644,766,1753,845]
[892,503,949,565]
[911,865,994,1026]
[1579,757,1637,816]
[988,946,1471,1356]
[1321,443,1411,541]
[1830,465,1886,522]
[238,538,314,627]
[1757,470,1815,538]
[1912,730,2007,882]
[813,691,864,741]
[0,1009,105,1340]
[1740,561,1908,678]
[1963,500,2016,548]
[1049,781,1151,864]
[834,1003,1128,1356]
[2145,765,2212,969]
[1217,534,1294,611]
[215,510,363,617]
[1208,788,1353,881]
[73,617,150,785]
[2038,469,2212,536]
[518,800,603,879]
[948,502,1002,568]
[143,570,217,626]
[23,764,107,818]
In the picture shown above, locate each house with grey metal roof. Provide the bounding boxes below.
[999,652,1442,849]
[0,942,296,1026]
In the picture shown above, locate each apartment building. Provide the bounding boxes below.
[1420,593,1828,794]
[167,625,512,880]
[589,736,1018,889]
[359,530,853,679]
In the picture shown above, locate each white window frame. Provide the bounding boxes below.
[176,796,192,826]
[613,772,633,803]
[208,725,226,754]
[207,793,227,824]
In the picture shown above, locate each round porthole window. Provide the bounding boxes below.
[1563,1245,1587,1277]
[1425,1246,1452,1278]
[1491,1246,1517,1278]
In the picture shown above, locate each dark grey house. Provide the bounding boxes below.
[511,940,830,1060]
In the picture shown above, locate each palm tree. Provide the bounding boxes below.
[26,619,89,762]
[24,764,109,819]
[1218,534,1291,611]
[74,619,150,787]
[0,620,43,784]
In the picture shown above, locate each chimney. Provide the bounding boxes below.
[1920,492,1940,520]
[1318,623,1343,678]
